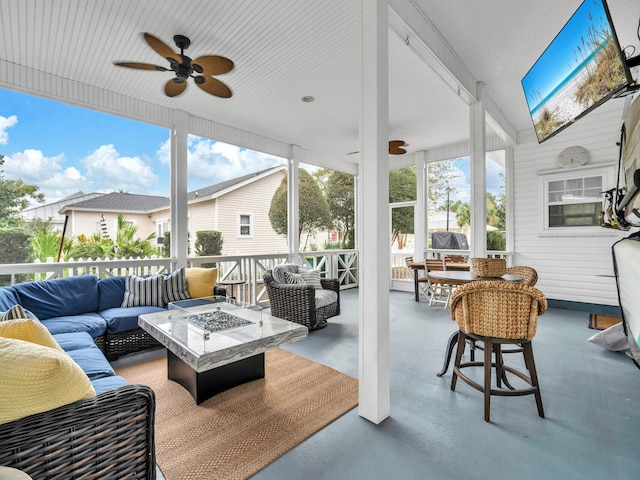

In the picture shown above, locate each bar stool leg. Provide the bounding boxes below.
[523,342,544,418]
[484,337,493,422]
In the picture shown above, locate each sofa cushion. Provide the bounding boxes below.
[0,287,20,312]
[53,331,97,352]
[272,264,299,284]
[98,275,127,311]
[12,275,99,320]
[41,312,107,338]
[65,345,116,381]
[91,375,129,395]
[185,267,218,298]
[315,289,338,309]
[0,317,63,351]
[164,267,191,304]
[0,336,95,424]
[122,275,165,308]
[100,305,165,334]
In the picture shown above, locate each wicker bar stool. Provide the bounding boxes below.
[449,280,547,422]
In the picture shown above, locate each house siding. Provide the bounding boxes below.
[513,99,628,307]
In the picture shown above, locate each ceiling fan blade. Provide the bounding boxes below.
[389,140,407,155]
[195,76,232,98]
[192,56,234,75]
[113,62,168,71]
[165,78,187,97]
[144,33,182,63]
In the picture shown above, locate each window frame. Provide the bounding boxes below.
[538,165,616,236]
[237,212,253,238]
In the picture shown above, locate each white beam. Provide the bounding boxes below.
[387,0,517,144]
[358,0,391,424]
[470,85,487,258]
[170,110,189,268]
[505,146,515,261]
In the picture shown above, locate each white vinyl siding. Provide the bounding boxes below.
[513,100,627,307]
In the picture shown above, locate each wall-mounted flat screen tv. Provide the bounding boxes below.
[521,0,633,143]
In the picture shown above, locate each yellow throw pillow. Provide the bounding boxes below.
[185,267,218,298]
[0,337,96,424]
[0,318,63,351]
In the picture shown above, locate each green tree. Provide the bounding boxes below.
[389,167,416,245]
[269,169,332,249]
[29,218,72,261]
[427,160,459,216]
[0,155,45,229]
[114,213,156,258]
[450,200,471,227]
[325,171,355,248]
[449,193,505,229]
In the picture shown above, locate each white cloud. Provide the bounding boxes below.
[81,144,159,191]
[0,115,18,144]
[156,136,285,190]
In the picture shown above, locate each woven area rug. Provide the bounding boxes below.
[115,349,358,480]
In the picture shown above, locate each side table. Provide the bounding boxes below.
[216,279,245,299]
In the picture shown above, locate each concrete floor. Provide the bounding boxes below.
[248,288,640,480]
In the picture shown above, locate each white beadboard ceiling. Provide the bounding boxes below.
[0,0,637,164]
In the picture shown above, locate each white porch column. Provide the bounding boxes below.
[505,146,515,263]
[170,110,189,268]
[469,83,487,258]
[414,151,427,261]
[358,0,390,424]
[287,156,300,263]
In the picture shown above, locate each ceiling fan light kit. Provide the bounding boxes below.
[113,33,234,98]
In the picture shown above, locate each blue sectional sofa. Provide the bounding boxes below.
[0,272,225,478]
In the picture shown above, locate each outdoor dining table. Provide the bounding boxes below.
[410,261,470,302]
[431,271,524,377]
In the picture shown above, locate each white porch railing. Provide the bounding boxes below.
[0,250,360,307]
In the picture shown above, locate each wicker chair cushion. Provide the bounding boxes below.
[272,264,300,284]
[0,336,95,424]
[284,272,305,284]
[163,267,191,304]
[0,317,62,351]
[121,275,165,308]
[300,269,323,289]
[315,289,338,308]
[185,267,218,298]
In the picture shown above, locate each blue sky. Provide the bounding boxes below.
[0,87,501,208]
[0,88,285,204]
[521,0,611,110]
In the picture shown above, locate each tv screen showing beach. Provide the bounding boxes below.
[522,0,631,143]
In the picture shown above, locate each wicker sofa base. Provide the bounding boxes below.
[105,328,163,361]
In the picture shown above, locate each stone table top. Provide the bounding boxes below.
[139,304,308,373]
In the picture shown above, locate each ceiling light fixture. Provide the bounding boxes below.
[301,96,315,103]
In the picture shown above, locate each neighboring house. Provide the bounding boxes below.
[21,191,105,231]
[52,166,288,255]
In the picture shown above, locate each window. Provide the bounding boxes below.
[540,166,614,235]
[156,219,169,245]
[238,213,252,237]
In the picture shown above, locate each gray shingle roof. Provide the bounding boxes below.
[59,192,169,213]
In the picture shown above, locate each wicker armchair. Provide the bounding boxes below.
[449,280,547,422]
[263,267,340,330]
[0,385,156,479]
[505,265,538,286]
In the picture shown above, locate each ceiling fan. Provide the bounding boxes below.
[113,33,234,98]
[347,140,408,156]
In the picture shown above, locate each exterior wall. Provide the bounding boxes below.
[513,99,628,307]
[211,171,288,255]
[68,211,156,242]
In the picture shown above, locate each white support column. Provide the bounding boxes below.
[358,0,390,424]
[505,146,515,263]
[170,110,189,268]
[469,83,487,259]
[414,151,426,262]
[287,156,300,264]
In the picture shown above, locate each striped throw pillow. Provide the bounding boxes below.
[163,268,191,304]
[300,269,323,289]
[0,304,31,321]
[284,272,306,285]
[121,275,165,308]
